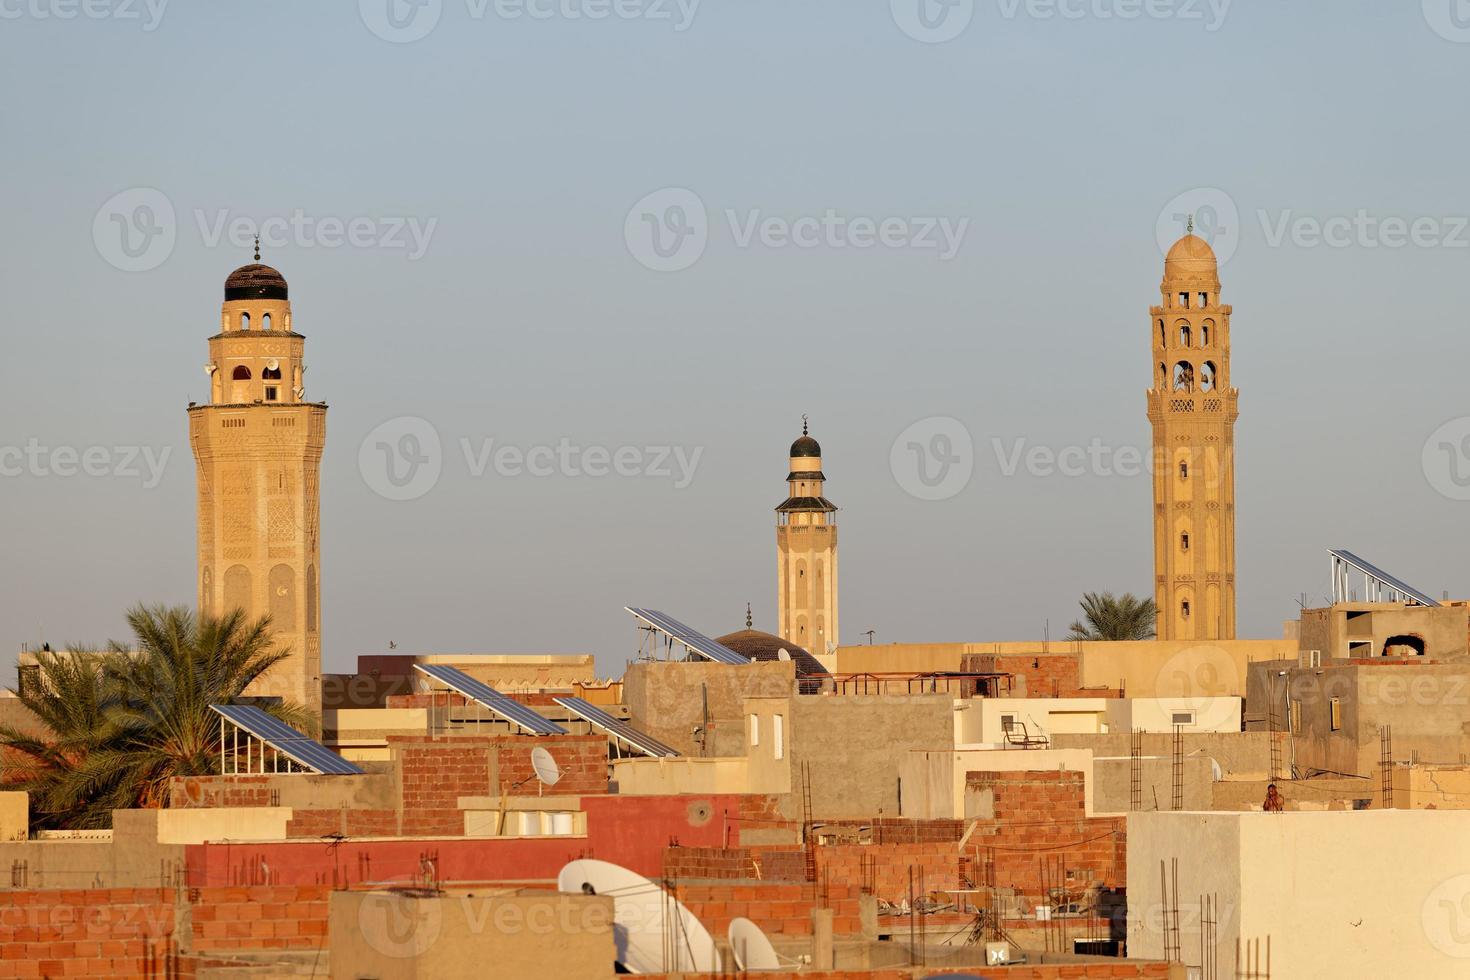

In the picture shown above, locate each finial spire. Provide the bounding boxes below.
[253,236,261,262]
[745,603,752,630]
[1186,214,1194,235]
[802,414,809,436]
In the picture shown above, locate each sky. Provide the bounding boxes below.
[2,1,1469,684]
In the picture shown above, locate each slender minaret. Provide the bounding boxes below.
[190,241,327,716]
[776,418,839,654]
[1148,224,1238,640]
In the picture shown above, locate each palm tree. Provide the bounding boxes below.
[1066,591,1157,641]
[0,605,309,830]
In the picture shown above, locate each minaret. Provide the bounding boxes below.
[189,242,327,717]
[776,418,839,655]
[1148,225,1238,640]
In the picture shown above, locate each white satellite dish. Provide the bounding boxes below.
[727,917,780,971]
[776,649,792,662]
[265,358,280,371]
[531,746,562,787]
[557,859,720,974]
[204,363,217,375]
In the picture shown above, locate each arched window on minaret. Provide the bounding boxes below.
[240,312,250,331]
[1172,362,1194,392]
[262,313,272,331]
[1179,323,1191,348]
[1200,362,1217,393]
[1158,320,1166,348]
[1201,320,1213,346]
[232,366,251,381]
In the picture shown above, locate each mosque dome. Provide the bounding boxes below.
[225,263,289,301]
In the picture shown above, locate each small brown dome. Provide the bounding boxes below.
[790,435,821,458]
[225,263,288,301]
[715,629,829,681]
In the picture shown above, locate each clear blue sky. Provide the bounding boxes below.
[3,2,1469,682]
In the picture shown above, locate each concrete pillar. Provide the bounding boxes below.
[812,907,834,969]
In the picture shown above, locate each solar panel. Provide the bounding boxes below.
[625,608,750,665]
[553,696,680,758]
[210,704,365,775]
[1330,549,1441,607]
[413,664,568,736]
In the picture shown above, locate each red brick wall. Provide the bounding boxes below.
[673,881,864,937]
[963,770,1126,904]
[0,888,177,980]
[963,652,1115,698]
[188,885,329,954]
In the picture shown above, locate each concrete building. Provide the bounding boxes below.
[776,419,839,657]
[1297,601,1470,661]
[1148,230,1238,641]
[1128,810,1470,978]
[189,251,327,716]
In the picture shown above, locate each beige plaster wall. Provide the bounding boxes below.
[898,748,1096,820]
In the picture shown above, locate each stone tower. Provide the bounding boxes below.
[189,248,327,716]
[1148,231,1238,640]
[776,419,839,655]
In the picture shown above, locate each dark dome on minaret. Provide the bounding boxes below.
[789,416,821,457]
[225,264,288,301]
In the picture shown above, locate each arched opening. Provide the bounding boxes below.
[1180,531,1190,552]
[1172,362,1194,392]
[1158,320,1166,348]
[262,365,282,380]
[239,312,250,331]
[1159,363,1168,388]
[232,365,251,381]
[261,313,272,331]
[223,565,252,615]
[1179,323,1192,347]
[1179,460,1189,480]
[1382,634,1426,657]
[1200,361,1217,392]
[1201,320,1214,346]
[1181,599,1191,619]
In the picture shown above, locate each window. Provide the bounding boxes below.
[1329,698,1342,731]
[1200,361,1217,393]
[1171,710,1195,726]
[239,312,250,331]
[1173,362,1194,392]
[262,366,282,380]
[1181,600,1191,619]
[749,714,760,747]
[232,365,251,380]
[1179,461,1189,480]
[773,714,785,760]
[1158,320,1166,347]
[1198,292,1208,308]
[1179,292,1190,309]
[1179,324,1191,347]
[1001,714,1017,733]
[261,313,272,331]
[1201,321,1212,346]
[1180,532,1190,552]
[264,386,278,402]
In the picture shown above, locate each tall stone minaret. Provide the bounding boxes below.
[776,418,839,655]
[190,242,327,717]
[1148,227,1238,640]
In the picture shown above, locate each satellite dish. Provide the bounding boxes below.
[531,746,562,787]
[1210,758,1223,782]
[727,917,780,971]
[204,363,217,375]
[265,358,280,371]
[776,649,792,662]
[558,859,720,973]
[292,387,305,399]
